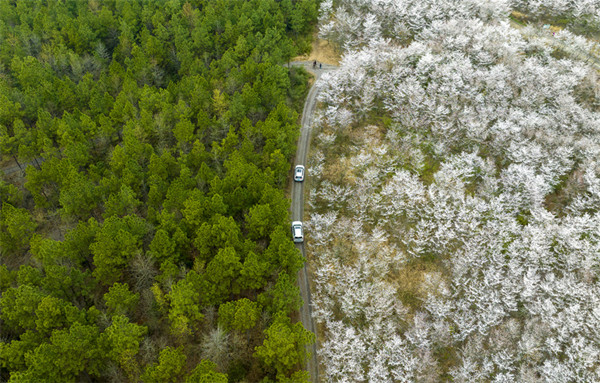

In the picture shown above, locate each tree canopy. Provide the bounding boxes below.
[0,0,317,381]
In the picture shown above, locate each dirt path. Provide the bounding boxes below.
[292,34,341,66]
[290,60,337,383]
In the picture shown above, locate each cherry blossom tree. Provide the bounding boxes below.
[307,3,600,380]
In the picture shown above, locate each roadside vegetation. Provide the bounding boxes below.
[308,1,600,381]
[511,1,600,38]
[0,1,318,382]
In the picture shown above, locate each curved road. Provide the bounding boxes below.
[290,60,337,383]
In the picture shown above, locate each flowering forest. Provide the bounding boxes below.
[308,0,600,382]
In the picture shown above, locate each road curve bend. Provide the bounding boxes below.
[290,61,337,383]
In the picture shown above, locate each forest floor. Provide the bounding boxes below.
[293,33,341,66]
[1,157,25,178]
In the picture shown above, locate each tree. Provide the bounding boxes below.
[0,203,37,255]
[200,325,230,371]
[15,323,103,382]
[34,295,84,336]
[148,228,178,264]
[203,246,243,305]
[141,346,187,383]
[254,314,314,379]
[185,359,228,383]
[245,185,290,240]
[90,215,148,285]
[0,330,42,372]
[59,167,99,219]
[100,315,147,379]
[0,284,44,332]
[40,264,96,305]
[0,179,23,207]
[174,117,195,147]
[193,215,242,259]
[166,270,204,338]
[103,184,141,218]
[239,250,270,291]
[103,282,139,317]
[218,298,261,332]
[0,264,15,290]
[264,226,304,276]
[258,272,302,316]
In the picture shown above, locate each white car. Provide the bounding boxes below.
[291,221,303,243]
[294,165,305,182]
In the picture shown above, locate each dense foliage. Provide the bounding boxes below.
[512,0,600,36]
[308,1,600,381]
[319,0,600,50]
[0,0,318,382]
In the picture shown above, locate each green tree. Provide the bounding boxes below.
[59,167,99,219]
[141,346,187,383]
[264,226,304,276]
[258,272,302,316]
[174,117,195,147]
[15,265,42,287]
[239,250,270,290]
[41,264,96,306]
[148,229,178,264]
[218,298,260,332]
[203,246,242,304]
[34,295,84,336]
[0,203,37,255]
[14,323,103,382]
[0,284,44,332]
[185,360,228,383]
[0,330,42,372]
[90,215,148,285]
[103,282,139,317]
[100,315,147,379]
[245,186,289,240]
[193,215,242,259]
[103,184,141,218]
[254,314,314,379]
[166,270,204,338]
[0,264,15,290]
[0,180,23,207]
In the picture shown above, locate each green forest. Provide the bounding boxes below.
[0,0,317,381]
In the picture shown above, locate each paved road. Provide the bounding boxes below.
[290,60,337,383]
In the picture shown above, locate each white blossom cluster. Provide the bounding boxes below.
[318,0,510,50]
[319,0,600,53]
[308,10,600,382]
[512,0,600,19]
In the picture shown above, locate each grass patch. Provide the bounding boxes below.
[419,156,441,186]
[544,169,587,216]
[391,257,442,311]
[435,345,459,380]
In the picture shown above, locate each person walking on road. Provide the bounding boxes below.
[313,60,317,69]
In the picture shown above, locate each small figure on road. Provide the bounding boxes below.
[319,63,322,69]
[313,60,317,69]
